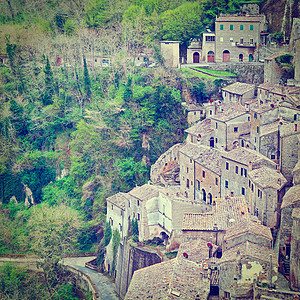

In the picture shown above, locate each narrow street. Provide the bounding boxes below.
[62,257,120,300]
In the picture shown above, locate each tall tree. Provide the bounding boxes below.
[43,57,55,105]
[83,56,91,100]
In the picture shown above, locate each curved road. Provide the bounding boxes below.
[0,256,119,300]
[62,257,119,300]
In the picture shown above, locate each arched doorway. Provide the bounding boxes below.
[208,193,212,205]
[209,137,214,148]
[223,50,230,62]
[249,54,254,61]
[202,189,206,202]
[239,54,243,62]
[207,51,215,62]
[193,52,200,63]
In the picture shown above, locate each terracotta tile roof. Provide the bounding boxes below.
[182,196,249,231]
[292,207,300,220]
[180,143,203,160]
[244,98,258,105]
[212,103,249,122]
[258,82,282,90]
[195,147,223,176]
[265,52,289,61]
[249,166,287,190]
[222,147,275,166]
[188,103,203,111]
[216,15,264,22]
[251,102,279,114]
[222,82,255,95]
[218,241,278,266]
[177,238,218,264]
[106,192,127,210]
[224,219,273,241]
[281,184,300,209]
[260,120,289,136]
[129,184,160,202]
[185,118,213,136]
[125,258,210,300]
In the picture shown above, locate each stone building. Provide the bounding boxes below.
[160,41,180,68]
[222,82,255,105]
[214,14,266,63]
[290,207,300,291]
[179,144,223,202]
[185,118,214,145]
[210,103,251,150]
[181,196,249,246]
[264,52,290,84]
[248,165,287,227]
[218,241,278,299]
[187,38,202,64]
[279,135,300,279]
[125,251,211,300]
[202,32,216,62]
[221,147,276,199]
[186,103,205,124]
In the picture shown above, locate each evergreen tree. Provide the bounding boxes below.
[83,56,91,100]
[123,77,133,102]
[43,58,55,105]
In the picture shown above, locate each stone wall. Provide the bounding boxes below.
[254,285,300,299]
[208,63,264,85]
[115,241,162,299]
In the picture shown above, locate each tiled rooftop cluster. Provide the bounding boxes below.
[222,82,255,95]
[182,196,249,231]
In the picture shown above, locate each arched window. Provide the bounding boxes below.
[249,54,254,61]
[239,54,243,62]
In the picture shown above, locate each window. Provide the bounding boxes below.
[257,126,260,134]
[250,24,254,31]
[190,159,192,163]
[254,113,257,119]
[230,24,233,30]
[240,24,244,30]
[210,110,212,115]
[294,114,297,121]
[249,180,251,187]
[203,171,206,178]
[235,166,239,174]
[234,127,238,132]
[137,213,140,220]
[255,137,257,143]
[197,180,200,190]
[187,179,189,188]
[248,116,250,121]
[220,24,224,30]
[271,154,276,159]
[225,291,230,298]
[226,162,229,170]
[240,38,243,44]
[137,200,140,206]
[110,218,113,226]
[241,168,244,176]
[244,169,247,177]
[216,123,218,129]
[258,189,261,197]
[129,201,130,207]
[251,184,254,191]
[225,180,229,188]
[216,138,218,143]
[111,205,113,210]
[220,37,223,42]
[242,187,245,195]
[206,36,215,41]
[216,178,218,185]
[250,38,254,44]
[187,167,189,173]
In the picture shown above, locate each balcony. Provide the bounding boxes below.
[236,42,256,48]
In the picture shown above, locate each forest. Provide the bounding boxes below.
[0,0,260,298]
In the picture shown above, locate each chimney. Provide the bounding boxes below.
[248,161,253,171]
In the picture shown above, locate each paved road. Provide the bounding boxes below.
[62,257,119,300]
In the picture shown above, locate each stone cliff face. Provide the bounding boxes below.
[261,0,299,40]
